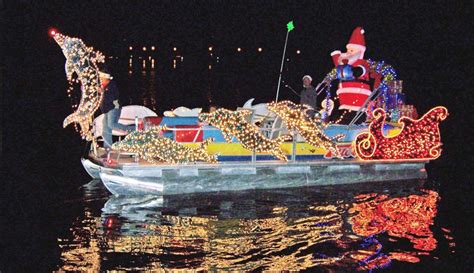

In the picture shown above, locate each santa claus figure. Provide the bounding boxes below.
[330,27,371,123]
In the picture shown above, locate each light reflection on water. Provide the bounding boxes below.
[57,180,454,271]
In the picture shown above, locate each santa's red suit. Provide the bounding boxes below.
[330,27,371,112]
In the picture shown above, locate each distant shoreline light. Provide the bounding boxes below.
[127,45,306,54]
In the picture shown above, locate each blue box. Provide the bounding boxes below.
[202,125,237,142]
[159,117,199,127]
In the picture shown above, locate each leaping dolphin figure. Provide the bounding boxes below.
[112,126,218,164]
[53,32,105,140]
[267,100,344,159]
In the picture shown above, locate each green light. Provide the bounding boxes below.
[287,21,294,32]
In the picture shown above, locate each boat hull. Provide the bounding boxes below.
[81,158,101,179]
[96,160,427,196]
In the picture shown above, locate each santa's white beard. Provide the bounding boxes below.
[339,51,364,65]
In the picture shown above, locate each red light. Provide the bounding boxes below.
[107,218,113,228]
[353,106,448,160]
[48,28,58,37]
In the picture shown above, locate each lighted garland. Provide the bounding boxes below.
[199,108,292,161]
[66,80,80,133]
[53,32,105,141]
[353,106,448,160]
[267,101,344,158]
[321,69,337,121]
[112,126,217,164]
[367,60,397,109]
[321,60,398,119]
[321,68,348,124]
[321,68,338,83]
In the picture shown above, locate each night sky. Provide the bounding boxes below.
[1,1,473,271]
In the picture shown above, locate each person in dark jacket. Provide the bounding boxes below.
[99,71,134,148]
[300,75,317,119]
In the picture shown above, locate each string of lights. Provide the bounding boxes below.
[321,60,398,119]
[199,108,292,161]
[267,101,344,158]
[367,60,397,109]
[66,82,80,132]
[353,106,448,160]
[112,126,218,164]
[53,32,105,141]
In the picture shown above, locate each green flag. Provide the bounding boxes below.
[287,21,294,32]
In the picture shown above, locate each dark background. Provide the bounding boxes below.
[1,0,473,272]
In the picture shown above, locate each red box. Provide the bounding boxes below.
[174,125,203,142]
[140,116,163,130]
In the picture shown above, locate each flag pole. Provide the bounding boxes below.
[275,21,294,103]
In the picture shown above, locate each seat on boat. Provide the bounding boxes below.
[93,105,158,140]
[236,107,255,123]
[269,116,284,139]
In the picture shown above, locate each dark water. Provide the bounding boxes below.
[54,179,456,272]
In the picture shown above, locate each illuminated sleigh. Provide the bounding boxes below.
[353,106,448,161]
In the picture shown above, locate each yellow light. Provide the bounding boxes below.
[198,108,292,161]
[353,106,448,160]
[112,126,217,164]
[173,47,177,51]
[267,101,344,158]
[53,33,105,141]
[208,46,213,52]
[151,46,155,51]
[142,46,147,51]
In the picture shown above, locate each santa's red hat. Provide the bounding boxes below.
[347,27,366,51]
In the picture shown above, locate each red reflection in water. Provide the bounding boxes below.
[349,190,439,270]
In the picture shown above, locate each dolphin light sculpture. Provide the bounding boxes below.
[53,32,105,140]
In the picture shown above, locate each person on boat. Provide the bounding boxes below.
[300,75,317,119]
[208,104,218,113]
[99,70,134,148]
